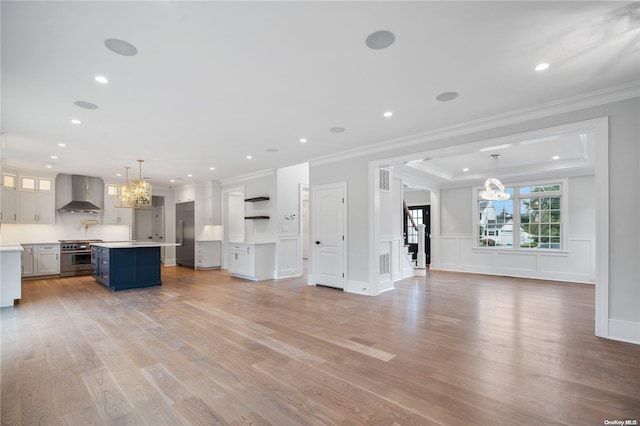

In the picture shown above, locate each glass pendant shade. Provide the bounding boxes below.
[480,154,510,201]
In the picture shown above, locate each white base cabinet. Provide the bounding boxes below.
[228,242,275,281]
[22,243,60,277]
[1,246,23,307]
[195,241,221,270]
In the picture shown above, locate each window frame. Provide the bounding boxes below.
[472,178,568,251]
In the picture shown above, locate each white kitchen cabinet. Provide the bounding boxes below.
[195,241,221,270]
[175,185,196,203]
[35,244,60,276]
[1,245,23,307]
[18,191,54,224]
[1,187,18,223]
[20,176,53,192]
[21,244,35,276]
[228,242,275,281]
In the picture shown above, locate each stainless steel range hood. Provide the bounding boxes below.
[57,174,104,213]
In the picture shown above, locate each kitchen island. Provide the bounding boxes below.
[91,242,177,291]
[1,245,24,307]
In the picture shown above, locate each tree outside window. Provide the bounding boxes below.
[477,182,563,250]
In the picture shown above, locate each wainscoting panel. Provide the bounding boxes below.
[276,235,300,278]
[437,235,595,283]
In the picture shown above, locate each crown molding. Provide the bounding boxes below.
[220,168,275,186]
[310,82,640,167]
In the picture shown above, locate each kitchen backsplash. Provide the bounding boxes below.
[0,214,130,244]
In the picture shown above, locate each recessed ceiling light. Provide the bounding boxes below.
[70,119,82,125]
[330,127,346,133]
[436,92,459,102]
[246,155,253,159]
[209,167,215,170]
[366,30,395,50]
[50,155,58,159]
[58,143,67,147]
[95,75,109,84]
[463,168,469,172]
[552,155,560,160]
[104,38,138,56]
[383,111,393,118]
[45,164,53,169]
[299,138,307,143]
[116,173,122,177]
[535,63,550,71]
[187,174,193,178]
[74,101,98,110]
[169,179,175,183]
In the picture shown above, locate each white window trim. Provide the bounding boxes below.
[472,178,569,251]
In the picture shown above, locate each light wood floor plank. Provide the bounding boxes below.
[2,267,639,425]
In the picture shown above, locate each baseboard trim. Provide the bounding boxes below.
[607,319,640,345]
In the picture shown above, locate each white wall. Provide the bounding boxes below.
[403,189,430,206]
[310,157,369,285]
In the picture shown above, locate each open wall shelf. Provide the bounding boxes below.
[245,216,270,220]
[245,196,269,202]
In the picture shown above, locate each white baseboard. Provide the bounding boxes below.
[345,280,371,296]
[607,319,640,345]
[163,258,176,266]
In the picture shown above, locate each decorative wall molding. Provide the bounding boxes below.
[437,235,595,284]
[310,83,638,166]
[608,319,640,346]
[276,235,300,278]
[220,169,275,186]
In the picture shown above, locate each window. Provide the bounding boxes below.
[476,181,564,250]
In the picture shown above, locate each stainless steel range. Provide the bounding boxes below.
[59,240,103,277]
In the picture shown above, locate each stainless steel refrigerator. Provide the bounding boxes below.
[176,201,195,268]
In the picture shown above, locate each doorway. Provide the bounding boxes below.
[133,196,165,260]
[403,204,430,265]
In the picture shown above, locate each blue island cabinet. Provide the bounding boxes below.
[91,245,162,291]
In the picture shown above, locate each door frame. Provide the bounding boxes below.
[221,186,245,270]
[310,182,347,289]
[403,204,431,265]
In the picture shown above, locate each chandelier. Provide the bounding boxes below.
[115,160,152,208]
[479,154,510,201]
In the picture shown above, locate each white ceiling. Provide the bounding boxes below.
[2,1,639,188]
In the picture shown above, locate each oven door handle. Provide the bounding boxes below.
[61,250,92,254]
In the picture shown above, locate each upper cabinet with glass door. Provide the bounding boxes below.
[20,176,53,192]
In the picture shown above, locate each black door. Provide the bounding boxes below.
[403,205,430,265]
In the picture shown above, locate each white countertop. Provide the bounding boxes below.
[0,244,25,252]
[92,242,179,248]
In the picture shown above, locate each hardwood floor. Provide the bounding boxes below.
[1,268,639,425]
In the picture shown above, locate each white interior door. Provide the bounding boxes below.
[312,183,346,289]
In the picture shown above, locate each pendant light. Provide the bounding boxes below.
[115,160,152,208]
[479,154,510,201]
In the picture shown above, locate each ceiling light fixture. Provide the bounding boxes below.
[187,174,193,178]
[463,168,469,172]
[51,155,58,159]
[209,167,215,170]
[45,164,53,169]
[70,119,82,125]
[95,76,109,84]
[535,63,550,71]
[479,154,510,201]
[115,160,152,208]
[246,155,253,159]
[299,138,307,143]
[58,143,67,147]
[383,111,393,118]
[552,155,560,160]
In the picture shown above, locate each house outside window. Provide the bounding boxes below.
[475,180,566,250]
